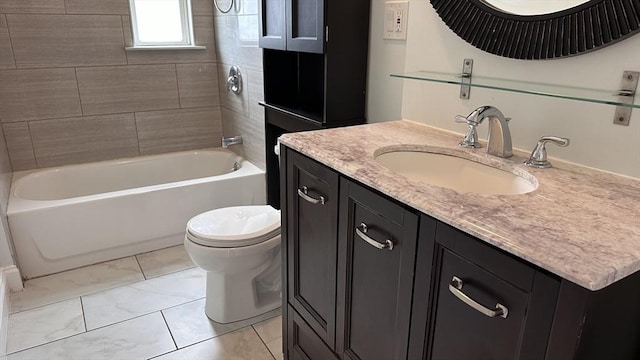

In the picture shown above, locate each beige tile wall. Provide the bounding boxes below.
[213,0,265,169]
[0,0,224,171]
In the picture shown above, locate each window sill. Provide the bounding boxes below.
[125,45,206,51]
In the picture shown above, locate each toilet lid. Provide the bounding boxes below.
[187,205,281,247]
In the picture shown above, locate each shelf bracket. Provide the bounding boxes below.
[613,71,638,126]
[459,59,473,99]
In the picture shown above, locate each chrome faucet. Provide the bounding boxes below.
[455,105,513,158]
[221,135,243,148]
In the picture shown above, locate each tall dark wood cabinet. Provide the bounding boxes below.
[259,0,370,209]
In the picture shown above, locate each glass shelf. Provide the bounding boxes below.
[391,71,640,109]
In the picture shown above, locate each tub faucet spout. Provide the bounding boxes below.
[222,135,243,148]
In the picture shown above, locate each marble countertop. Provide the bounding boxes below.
[279,120,640,291]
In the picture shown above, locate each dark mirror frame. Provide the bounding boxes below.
[430,0,640,60]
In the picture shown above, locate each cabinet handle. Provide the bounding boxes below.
[297,186,326,205]
[448,276,509,319]
[355,223,394,251]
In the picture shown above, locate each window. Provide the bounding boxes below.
[129,0,196,47]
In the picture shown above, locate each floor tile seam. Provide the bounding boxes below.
[84,295,207,331]
[79,296,88,332]
[5,324,88,356]
[159,311,178,351]
[15,255,144,284]
[170,321,266,350]
[11,251,195,313]
[10,275,147,314]
[60,310,166,338]
[133,255,148,280]
[143,264,198,280]
[79,266,204,304]
[146,326,272,360]
[250,325,278,360]
[159,296,205,313]
[7,310,173,356]
[8,296,84,317]
[251,312,282,330]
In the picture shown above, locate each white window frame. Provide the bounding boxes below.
[128,0,199,49]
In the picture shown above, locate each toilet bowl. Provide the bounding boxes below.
[184,205,282,323]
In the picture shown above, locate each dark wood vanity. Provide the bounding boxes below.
[279,147,640,360]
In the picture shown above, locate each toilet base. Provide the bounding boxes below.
[203,269,281,324]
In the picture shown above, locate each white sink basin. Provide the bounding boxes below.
[374,150,537,195]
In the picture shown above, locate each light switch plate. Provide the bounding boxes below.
[383,1,409,40]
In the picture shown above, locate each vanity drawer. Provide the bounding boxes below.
[422,223,560,360]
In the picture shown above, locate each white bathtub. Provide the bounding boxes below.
[8,149,266,279]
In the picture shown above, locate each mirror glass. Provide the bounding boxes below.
[482,0,591,16]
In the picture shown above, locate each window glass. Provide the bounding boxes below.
[130,0,194,46]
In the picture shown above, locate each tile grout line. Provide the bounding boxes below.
[4,60,227,70]
[6,310,167,357]
[250,325,277,360]
[25,120,38,168]
[79,296,88,332]
[160,311,179,350]
[174,63,182,109]
[133,254,147,280]
[73,67,84,117]
[120,15,129,65]
[3,14,17,69]
[11,256,147,314]
[133,111,142,156]
[5,104,221,126]
[7,297,85,356]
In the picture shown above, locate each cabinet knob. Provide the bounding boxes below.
[448,276,509,319]
[355,223,394,251]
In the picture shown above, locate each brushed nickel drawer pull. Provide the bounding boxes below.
[355,223,394,251]
[297,186,326,205]
[448,276,509,319]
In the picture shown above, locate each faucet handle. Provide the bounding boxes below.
[455,115,470,123]
[455,114,482,148]
[455,114,480,126]
[524,136,570,168]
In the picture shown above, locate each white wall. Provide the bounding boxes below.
[368,0,640,178]
[366,0,407,123]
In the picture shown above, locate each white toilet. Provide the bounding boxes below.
[184,205,281,323]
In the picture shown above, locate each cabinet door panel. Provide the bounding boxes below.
[286,0,325,53]
[416,223,560,360]
[287,150,338,349]
[259,0,286,50]
[336,179,418,360]
[288,306,339,360]
[430,249,529,360]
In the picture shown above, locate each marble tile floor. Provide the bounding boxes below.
[5,245,284,360]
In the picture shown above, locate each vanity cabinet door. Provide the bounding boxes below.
[285,0,325,53]
[286,150,339,351]
[259,0,324,53]
[288,306,339,360]
[411,221,560,360]
[259,0,286,50]
[336,178,418,360]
